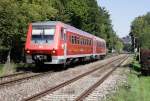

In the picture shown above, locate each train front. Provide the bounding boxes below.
[25,22,59,65]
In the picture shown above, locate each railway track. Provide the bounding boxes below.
[75,55,129,101]
[0,71,53,88]
[23,55,128,101]
[0,72,28,80]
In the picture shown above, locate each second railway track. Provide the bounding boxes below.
[0,71,53,88]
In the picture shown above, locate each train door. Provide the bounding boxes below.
[93,39,96,55]
[63,28,67,59]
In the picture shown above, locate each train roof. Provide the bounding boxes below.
[32,21,105,42]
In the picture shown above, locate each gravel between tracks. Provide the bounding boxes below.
[0,55,123,101]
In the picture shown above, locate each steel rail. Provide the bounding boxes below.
[0,72,28,79]
[0,71,53,87]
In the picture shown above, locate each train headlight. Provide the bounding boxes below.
[52,49,56,54]
[52,50,56,54]
[26,50,30,54]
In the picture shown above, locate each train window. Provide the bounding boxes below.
[88,39,90,45]
[90,40,92,45]
[81,38,83,45]
[73,36,75,44]
[82,39,84,45]
[79,38,81,45]
[80,38,81,45]
[74,36,77,44]
[86,39,88,45]
[89,40,91,45]
[77,37,79,44]
[71,36,74,44]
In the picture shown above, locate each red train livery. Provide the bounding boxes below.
[25,21,106,65]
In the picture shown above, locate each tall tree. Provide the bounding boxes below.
[130,12,150,49]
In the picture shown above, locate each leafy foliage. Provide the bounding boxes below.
[130,12,150,49]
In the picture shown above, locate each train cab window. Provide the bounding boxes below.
[32,25,55,44]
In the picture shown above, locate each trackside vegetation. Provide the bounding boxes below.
[0,0,123,63]
[108,73,150,101]
[0,64,3,74]
[107,56,150,101]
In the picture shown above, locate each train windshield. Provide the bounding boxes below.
[32,25,55,44]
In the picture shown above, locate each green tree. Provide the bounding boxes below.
[130,12,150,49]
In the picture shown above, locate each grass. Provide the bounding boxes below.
[0,63,24,76]
[0,64,4,70]
[131,55,141,71]
[108,72,150,101]
[0,64,4,76]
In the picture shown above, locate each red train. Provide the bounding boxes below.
[25,21,106,66]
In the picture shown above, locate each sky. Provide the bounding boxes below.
[97,0,150,38]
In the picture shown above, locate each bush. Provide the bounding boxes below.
[131,55,141,71]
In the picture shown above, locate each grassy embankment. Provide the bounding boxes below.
[108,56,150,101]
